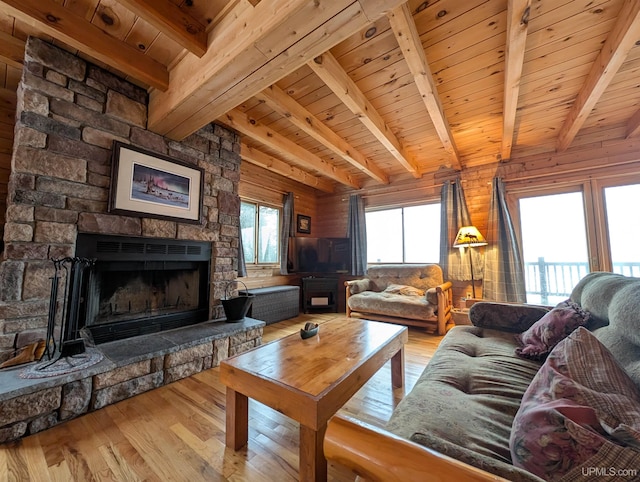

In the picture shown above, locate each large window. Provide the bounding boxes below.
[240,201,280,265]
[604,183,640,277]
[512,176,640,304]
[366,204,440,263]
[518,191,589,305]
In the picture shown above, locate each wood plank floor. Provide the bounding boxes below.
[0,314,443,481]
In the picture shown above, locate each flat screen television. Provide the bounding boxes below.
[288,237,351,273]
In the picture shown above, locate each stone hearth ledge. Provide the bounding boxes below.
[0,318,264,443]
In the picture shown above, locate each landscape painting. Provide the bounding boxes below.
[109,142,204,223]
[131,163,191,209]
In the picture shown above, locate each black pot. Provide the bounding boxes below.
[222,280,254,322]
[222,294,254,322]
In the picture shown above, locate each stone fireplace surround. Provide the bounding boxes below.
[0,38,264,443]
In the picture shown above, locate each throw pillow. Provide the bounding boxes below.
[515,299,590,360]
[425,287,438,305]
[383,284,424,296]
[510,327,640,481]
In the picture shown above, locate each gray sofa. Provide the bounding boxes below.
[345,264,453,335]
[324,272,640,481]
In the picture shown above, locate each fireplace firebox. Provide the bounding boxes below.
[76,234,211,344]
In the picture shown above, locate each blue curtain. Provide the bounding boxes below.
[279,192,295,275]
[347,194,367,275]
[237,234,247,277]
[483,178,526,302]
[439,179,477,281]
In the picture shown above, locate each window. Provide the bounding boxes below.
[518,191,589,305]
[366,204,440,263]
[511,175,640,304]
[240,201,280,265]
[604,183,640,277]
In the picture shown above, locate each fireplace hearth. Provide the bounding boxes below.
[76,234,211,344]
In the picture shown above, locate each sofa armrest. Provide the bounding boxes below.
[324,414,511,482]
[469,302,550,333]
[345,279,372,294]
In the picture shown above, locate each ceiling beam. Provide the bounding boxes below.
[556,0,640,152]
[308,51,421,178]
[625,107,640,138]
[116,0,207,57]
[0,30,25,69]
[223,108,360,189]
[0,0,169,91]
[241,144,335,193]
[148,0,407,140]
[255,84,389,184]
[501,0,531,161]
[387,3,461,171]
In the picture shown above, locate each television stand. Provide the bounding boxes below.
[302,277,338,313]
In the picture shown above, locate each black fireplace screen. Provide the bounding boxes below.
[76,234,211,344]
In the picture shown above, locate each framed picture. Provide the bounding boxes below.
[297,214,311,234]
[109,141,204,223]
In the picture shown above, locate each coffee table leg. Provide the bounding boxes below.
[225,388,248,450]
[299,424,327,482]
[391,346,405,388]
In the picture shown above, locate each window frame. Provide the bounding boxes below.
[240,199,282,267]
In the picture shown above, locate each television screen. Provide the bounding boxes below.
[288,237,351,273]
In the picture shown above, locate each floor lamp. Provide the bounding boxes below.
[453,226,488,299]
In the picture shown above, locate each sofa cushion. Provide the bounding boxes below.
[347,291,436,321]
[384,284,424,296]
[515,299,590,360]
[470,302,550,333]
[510,327,640,481]
[365,264,443,292]
[386,325,543,481]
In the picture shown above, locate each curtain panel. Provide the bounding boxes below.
[439,179,480,281]
[279,192,295,275]
[347,194,367,276]
[483,178,526,302]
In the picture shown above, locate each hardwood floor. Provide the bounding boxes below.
[0,314,443,481]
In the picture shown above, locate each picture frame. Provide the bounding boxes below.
[297,214,311,234]
[109,141,204,223]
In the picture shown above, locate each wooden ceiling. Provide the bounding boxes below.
[1,0,640,194]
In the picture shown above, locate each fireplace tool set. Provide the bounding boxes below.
[37,256,96,371]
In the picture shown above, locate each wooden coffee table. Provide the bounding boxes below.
[219,318,408,481]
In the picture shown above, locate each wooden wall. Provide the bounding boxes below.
[238,161,319,289]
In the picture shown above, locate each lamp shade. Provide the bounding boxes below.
[453,226,487,248]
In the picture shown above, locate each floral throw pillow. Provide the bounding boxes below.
[510,327,640,481]
[515,299,590,360]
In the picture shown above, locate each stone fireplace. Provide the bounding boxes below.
[0,37,244,364]
[0,38,267,445]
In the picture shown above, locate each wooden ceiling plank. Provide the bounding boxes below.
[241,144,335,193]
[0,28,24,68]
[148,0,339,134]
[387,2,462,171]
[224,108,360,190]
[501,0,531,161]
[308,51,420,178]
[116,0,207,57]
[0,0,169,90]
[256,84,390,184]
[556,0,640,152]
[149,0,408,140]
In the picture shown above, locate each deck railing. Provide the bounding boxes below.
[524,258,640,304]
